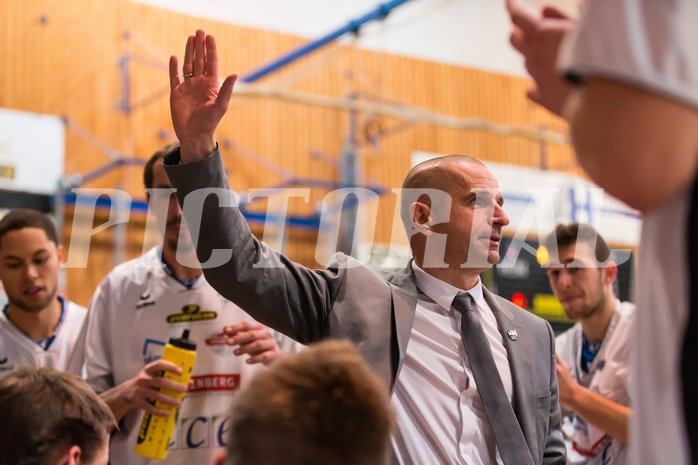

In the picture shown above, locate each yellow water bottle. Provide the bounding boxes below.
[134,329,197,460]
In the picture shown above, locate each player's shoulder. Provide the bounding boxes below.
[63,299,87,316]
[616,300,637,320]
[100,247,163,287]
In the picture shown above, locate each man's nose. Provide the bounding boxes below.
[169,194,183,215]
[558,270,573,288]
[493,203,510,227]
[25,264,39,279]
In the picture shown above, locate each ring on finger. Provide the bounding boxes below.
[183,73,195,78]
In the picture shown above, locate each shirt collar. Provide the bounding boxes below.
[411,261,485,312]
[157,245,201,290]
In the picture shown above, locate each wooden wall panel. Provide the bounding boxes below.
[2,0,577,306]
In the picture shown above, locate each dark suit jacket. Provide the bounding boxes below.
[164,149,566,465]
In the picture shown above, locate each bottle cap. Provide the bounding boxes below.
[168,329,196,351]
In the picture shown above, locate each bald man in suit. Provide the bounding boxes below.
[163,29,565,465]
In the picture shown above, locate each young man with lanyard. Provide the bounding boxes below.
[84,144,303,465]
[0,208,87,378]
[543,223,633,464]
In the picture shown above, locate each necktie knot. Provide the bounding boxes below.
[452,292,475,315]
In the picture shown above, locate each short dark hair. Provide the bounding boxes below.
[0,367,117,465]
[143,142,179,190]
[0,208,59,247]
[542,222,611,263]
[227,340,394,465]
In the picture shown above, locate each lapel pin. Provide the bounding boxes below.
[507,329,518,341]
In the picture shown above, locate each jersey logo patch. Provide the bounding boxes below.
[142,339,167,364]
[205,333,228,346]
[205,332,234,356]
[188,374,241,393]
[167,304,217,324]
[136,292,156,310]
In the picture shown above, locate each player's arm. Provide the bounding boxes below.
[565,77,698,212]
[556,354,630,443]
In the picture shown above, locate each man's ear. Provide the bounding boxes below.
[56,244,65,266]
[58,445,82,465]
[409,202,433,236]
[214,451,228,465]
[602,262,618,286]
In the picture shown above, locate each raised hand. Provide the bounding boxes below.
[223,321,282,366]
[169,29,238,162]
[506,0,575,116]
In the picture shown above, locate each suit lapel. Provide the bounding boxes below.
[387,264,419,390]
[483,288,533,418]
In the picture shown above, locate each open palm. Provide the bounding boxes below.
[169,30,237,159]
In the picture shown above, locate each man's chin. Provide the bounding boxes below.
[166,238,196,254]
[460,257,493,269]
[10,295,55,314]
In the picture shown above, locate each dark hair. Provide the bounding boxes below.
[227,340,394,465]
[0,208,59,247]
[143,142,179,190]
[0,367,117,465]
[543,222,611,263]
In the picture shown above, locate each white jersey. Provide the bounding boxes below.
[0,297,87,378]
[556,301,634,465]
[559,1,698,463]
[85,247,303,465]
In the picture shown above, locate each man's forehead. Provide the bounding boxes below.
[550,243,598,267]
[452,160,495,179]
[148,181,174,192]
[0,244,53,259]
[455,169,500,193]
[150,162,172,188]
[0,228,55,253]
[1,227,51,242]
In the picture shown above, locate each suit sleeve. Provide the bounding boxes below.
[163,148,344,344]
[543,321,567,465]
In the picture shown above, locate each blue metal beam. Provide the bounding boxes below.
[241,0,412,83]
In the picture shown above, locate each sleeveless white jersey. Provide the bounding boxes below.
[85,247,303,465]
[0,298,87,378]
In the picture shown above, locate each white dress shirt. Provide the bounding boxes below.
[389,263,513,465]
